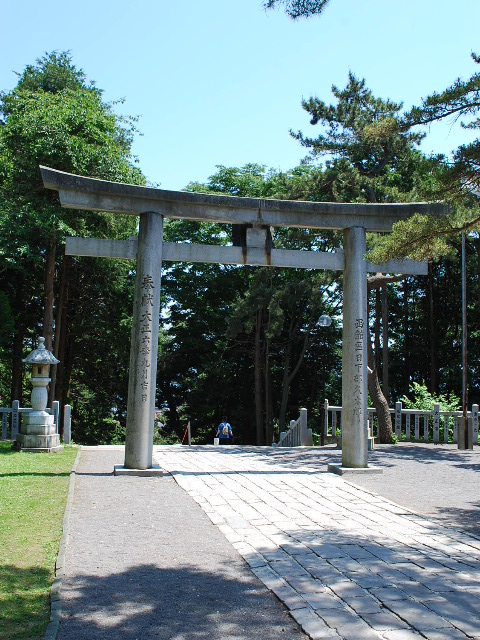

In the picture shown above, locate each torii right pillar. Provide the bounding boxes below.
[328,225,379,475]
[341,226,369,469]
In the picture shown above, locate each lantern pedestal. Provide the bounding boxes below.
[15,337,63,453]
[16,395,63,452]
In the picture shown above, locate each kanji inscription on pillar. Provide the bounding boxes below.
[139,274,154,401]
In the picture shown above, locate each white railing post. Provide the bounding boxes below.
[473,404,479,444]
[395,402,402,439]
[52,400,60,434]
[299,408,308,446]
[433,404,440,444]
[406,413,411,441]
[323,399,329,442]
[63,405,72,444]
[2,410,8,440]
[423,412,429,442]
[11,400,20,440]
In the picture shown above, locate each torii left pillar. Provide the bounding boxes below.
[115,212,164,475]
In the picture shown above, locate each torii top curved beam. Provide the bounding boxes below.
[40,166,449,233]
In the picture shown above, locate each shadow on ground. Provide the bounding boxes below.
[58,563,307,640]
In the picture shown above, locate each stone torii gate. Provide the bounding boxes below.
[40,166,448,474]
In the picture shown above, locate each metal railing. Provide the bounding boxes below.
[1,400,72,444]
[322,399,479,444]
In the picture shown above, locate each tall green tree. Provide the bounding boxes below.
[289,73,432,441]
[0,52,144,438]
[263,0,330,19]
[157,164,341,445]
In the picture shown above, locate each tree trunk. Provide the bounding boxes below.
[367,336,394,443]
[265,338,274,444]
[49,250,67,408]
[428,261,438,393]
[278,309,316,431]
[278,339,292,433]
[43,234,56,351]
[381,284,389,403]
[374,289,381,371]
[367,275,397,442]
[254,306,265,445]
[11,318,26,404]
[403,279,410,395]
[475,237,480,312]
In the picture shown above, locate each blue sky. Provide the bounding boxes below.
[2,0,480,190]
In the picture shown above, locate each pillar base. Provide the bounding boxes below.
[328,463,383,476]
[114,465,164,477]
[14,442,64,453]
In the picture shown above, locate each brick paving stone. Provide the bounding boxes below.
[327,579,368,599]
[359,611,411,631]
[290,608,341,639]
[303,591,346,611]
[269,559,311,578]
[332,622,384,640]
[368,587,409,603]
[269,583,310,610]
[384,600,454,631]
[381,630,424,639]
[393,580,436,601]
[306,565,348,584]
[316,607,363,628]
[350,572,391,589]
[347,596,384,615]
[422,630,471,640]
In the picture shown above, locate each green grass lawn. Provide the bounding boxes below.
[0,442,78,640]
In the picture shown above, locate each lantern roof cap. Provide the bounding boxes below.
[23,337,60,365]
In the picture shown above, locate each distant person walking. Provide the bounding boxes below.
[216,417,233,445]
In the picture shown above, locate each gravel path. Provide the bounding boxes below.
[56,447,308,640]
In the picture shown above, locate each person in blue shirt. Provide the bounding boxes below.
[216,416,233,445]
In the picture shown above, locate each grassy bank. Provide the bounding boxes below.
[0,442,78,640]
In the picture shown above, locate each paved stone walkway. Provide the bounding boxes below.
[154,445,480,640]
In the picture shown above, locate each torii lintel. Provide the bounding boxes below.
[40,166,449,233]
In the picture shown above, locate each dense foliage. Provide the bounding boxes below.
[0,52,144,442]
[2,49,480,446]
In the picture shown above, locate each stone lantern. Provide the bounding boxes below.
[16,337,63,452]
